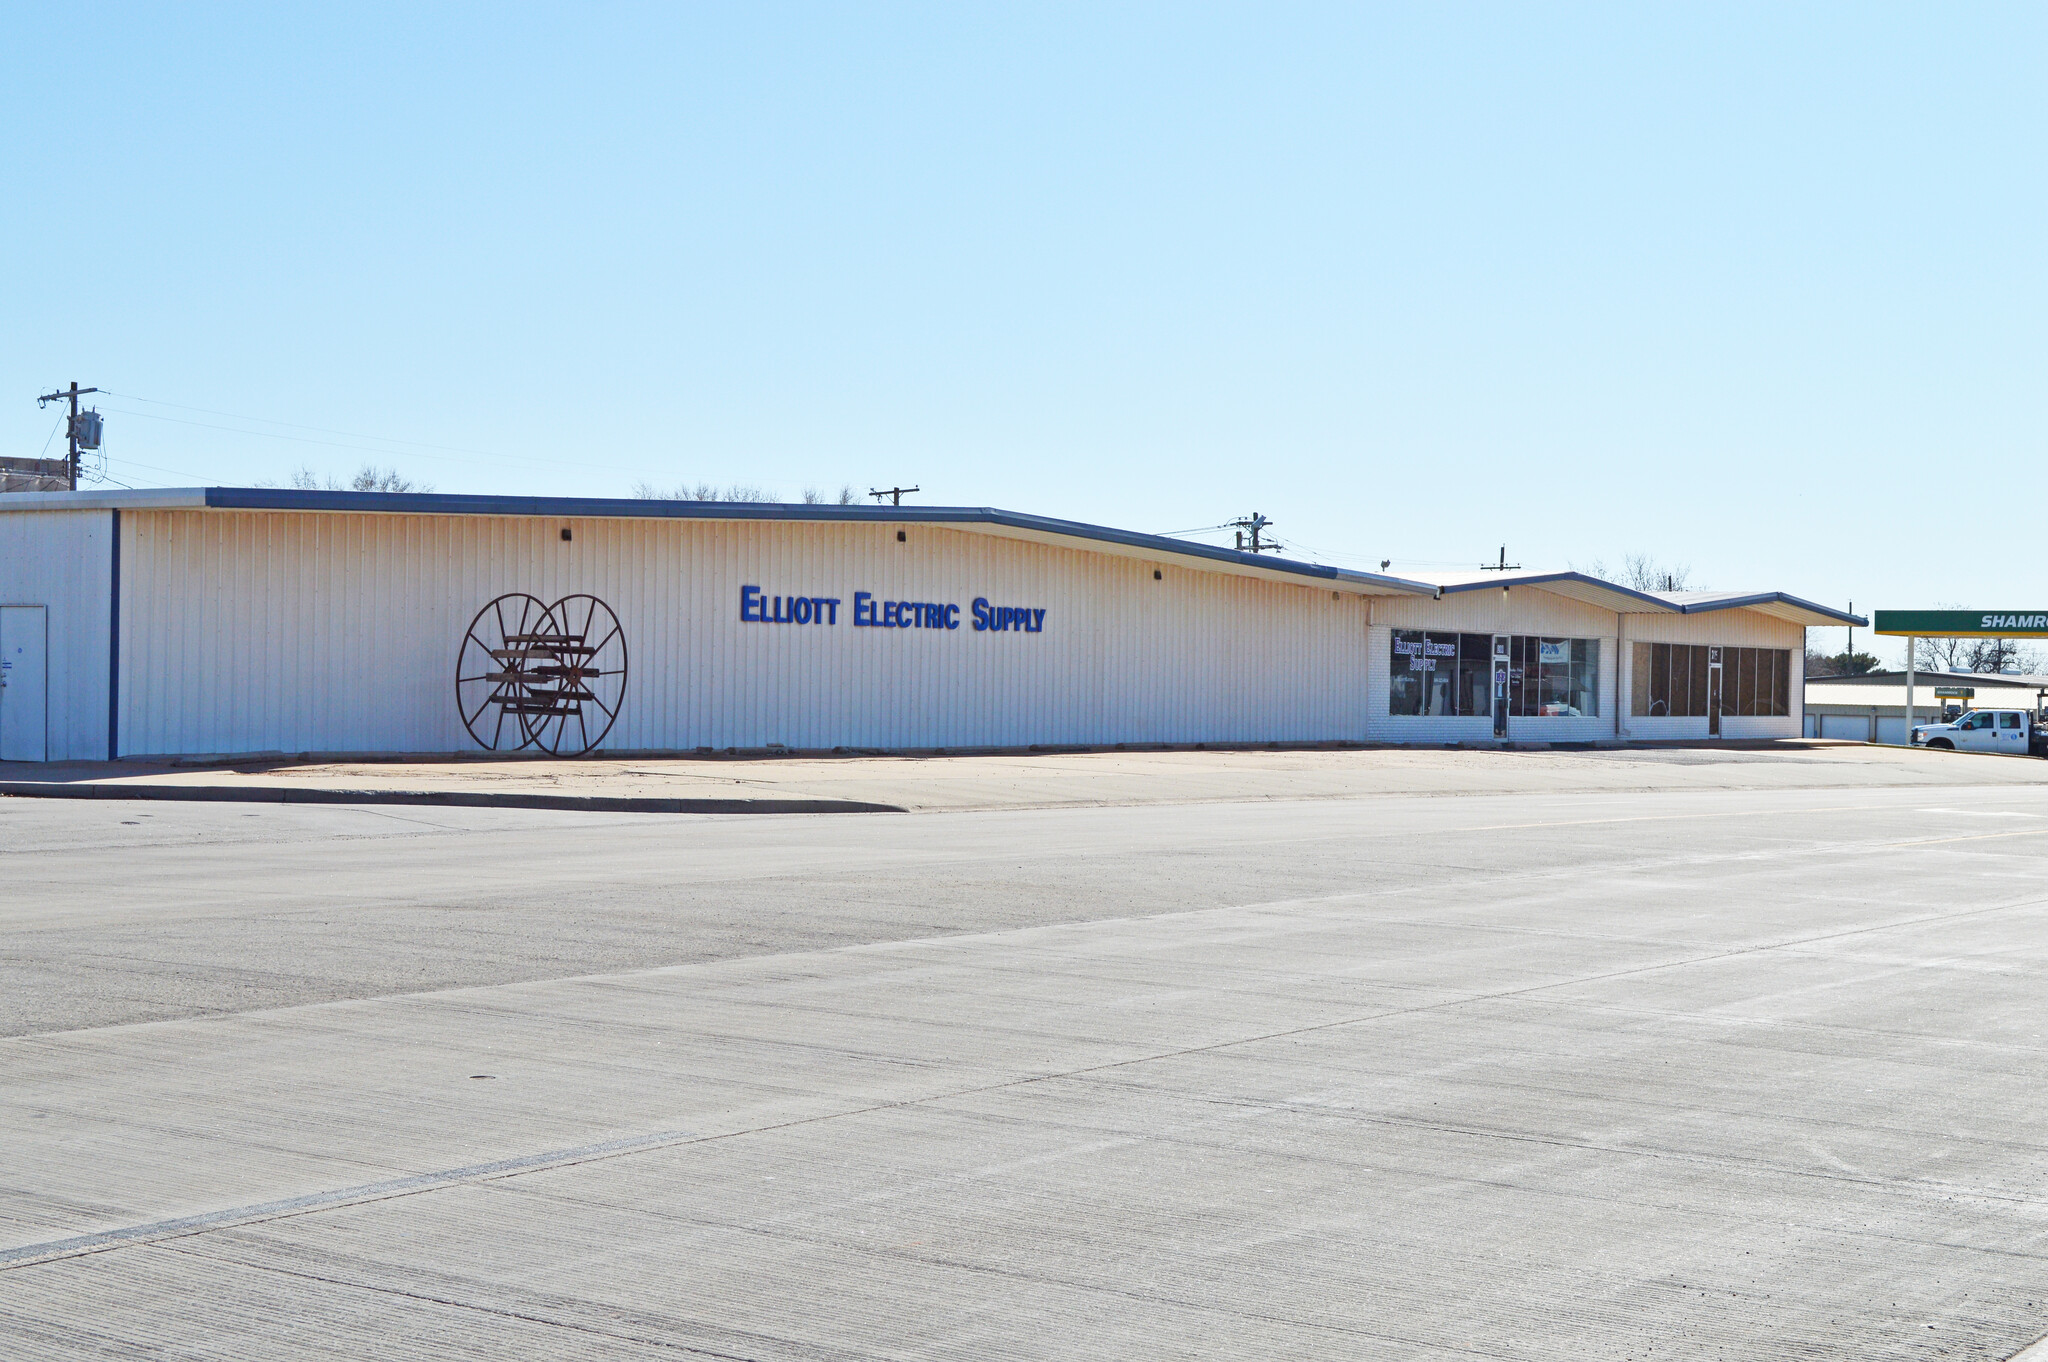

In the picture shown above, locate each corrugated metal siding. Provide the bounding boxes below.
[1805,679,2046,709]
[118,510,1378,756]
[0,509,111,760]
[108,510,1827,756]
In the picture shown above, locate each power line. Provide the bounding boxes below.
[35,383,100,490]
[99,452,220,481]
[100,390,507,460]
[94,401,653,481]
[1227,512,1281,554]
[84,387,851,493]
[102,406,480,461]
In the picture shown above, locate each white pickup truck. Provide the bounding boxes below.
[1911,708,2048,757]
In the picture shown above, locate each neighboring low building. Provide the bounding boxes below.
[1804,671,2048,744]
[0,487,1859,761]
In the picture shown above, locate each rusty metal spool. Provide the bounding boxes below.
[516,593,627,756]
[456,593,628,756]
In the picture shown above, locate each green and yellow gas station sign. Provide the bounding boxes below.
[1873,611,2048,638]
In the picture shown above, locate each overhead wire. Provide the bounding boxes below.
[100,390,512,459]
[99,452,222,481]
[94,390,655,481]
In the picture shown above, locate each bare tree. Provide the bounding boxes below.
[1914,635,2045,675]
[632,482,780,502]
[1619,553,1692,593]
[1913,635,1970,673]
[1572,553,1694,592]
[281,464,431,492]
[350,465,429,493]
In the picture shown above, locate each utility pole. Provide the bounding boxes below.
[869,485,919,506]
[1479,545,1520,572]
[36,382,100,491]
[1229,512,1279,553]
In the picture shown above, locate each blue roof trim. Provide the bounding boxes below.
[197,488,1440,595]
[1434,570,1677,612]
[1675,592,1865,626]
[1435,572,1864,623]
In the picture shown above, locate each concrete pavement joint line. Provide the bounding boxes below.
[163,1230,1524,1362]
[1892,826,2048,849]
[20,884,2041,1277]
[620,883,2048,1180]
[19,802,2032,1052]
[1030,1077,2048,1211]
[148,1244,778,1362]
[7,800,2041,1052]
[0,1127,696,1270]
[232,1079,2017,1360]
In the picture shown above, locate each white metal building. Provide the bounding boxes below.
[0,488,1859,761]
[1806,671,2048,745]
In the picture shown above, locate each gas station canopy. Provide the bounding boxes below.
[1873,610,2048,638]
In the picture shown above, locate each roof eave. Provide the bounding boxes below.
[1437,571,1680,613]
[1,487,1443,597]
[1676,593,1865,627]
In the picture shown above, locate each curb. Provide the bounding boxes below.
[0,782,904,816]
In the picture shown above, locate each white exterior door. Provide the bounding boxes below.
[0,606,47,762]
[1996,711,2028,753]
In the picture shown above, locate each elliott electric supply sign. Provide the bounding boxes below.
[1873,610,2048,638]
[738,585,1047,633]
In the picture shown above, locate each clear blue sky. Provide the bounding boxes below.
[6,4,2042,662]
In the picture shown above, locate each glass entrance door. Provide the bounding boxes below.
[1707,647,1723,738]
[1492,637,1509,738]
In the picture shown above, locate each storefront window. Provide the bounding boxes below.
[1631,643,1790,717]
[1506,637,1599,717]
[1389,630,1493,717]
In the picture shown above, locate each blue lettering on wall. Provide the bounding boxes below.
[970,598,1046,633]
[740,585,841,625]
[746,586,1039,635]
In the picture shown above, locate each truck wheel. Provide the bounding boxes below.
[1927,738,1954,750]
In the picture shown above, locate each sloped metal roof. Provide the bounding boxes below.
[1423,572,1864,626]
[0,487,1442,598]
[1427,570,1677,614]
[1656,590,1864,627]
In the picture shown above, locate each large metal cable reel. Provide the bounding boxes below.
[524,593,628,755]
[456,593,553,752]
[455,593,628,756]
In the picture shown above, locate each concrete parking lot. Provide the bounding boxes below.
[5,747,2048,1359]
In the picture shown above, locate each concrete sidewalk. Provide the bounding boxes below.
[2,740,2044,814]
